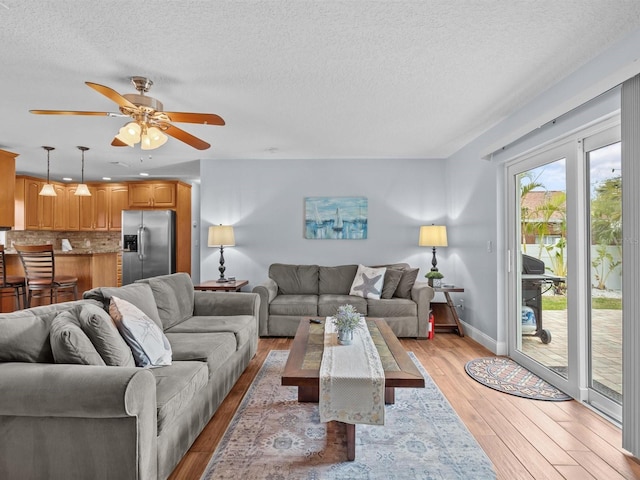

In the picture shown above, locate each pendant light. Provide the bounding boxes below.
[74,146,91,196]
[39,146,57,196]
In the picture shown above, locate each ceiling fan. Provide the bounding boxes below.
[30,76,225,150]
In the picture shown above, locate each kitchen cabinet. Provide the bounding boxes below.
[15,176,56,230]
[77,184,128,231]
[66,186,81,230]
[128,182,176,207]
[107,184,129,230]
[0,149,17,228]
[52,184,67,230]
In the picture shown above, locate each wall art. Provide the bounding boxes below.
[304,196,368,239]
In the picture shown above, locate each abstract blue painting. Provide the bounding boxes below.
[304,196,368,239]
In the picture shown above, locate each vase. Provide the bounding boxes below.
[337,328,354,345]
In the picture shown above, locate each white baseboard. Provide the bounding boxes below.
[459,320,507,355]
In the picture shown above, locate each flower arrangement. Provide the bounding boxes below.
[333,304,361,331]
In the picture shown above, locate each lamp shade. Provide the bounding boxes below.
[74,183,92,196]
[39,183,57,196]
[418,225,448,247]
[208,225,235,247]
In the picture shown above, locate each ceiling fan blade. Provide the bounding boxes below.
[30,110,113,116]
[163,112,225,126]
[111,137,128,147]
[164,124,211,150]
[85,82,137,109]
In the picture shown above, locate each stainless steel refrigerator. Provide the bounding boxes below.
[122,210,176,285]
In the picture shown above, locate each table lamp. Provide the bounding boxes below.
[419,224,448,272]
[208,224,235,282]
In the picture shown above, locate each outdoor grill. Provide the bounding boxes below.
[521,254,565,344]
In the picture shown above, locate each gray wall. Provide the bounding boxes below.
[200,157,448,289]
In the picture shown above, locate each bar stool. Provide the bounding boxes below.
[0,244,26,310]
[15,244,78,307]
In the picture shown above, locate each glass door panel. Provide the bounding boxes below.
[517,158,568,376]
[587,141,622,408]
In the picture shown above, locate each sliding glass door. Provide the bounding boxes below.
[507,120,622,420]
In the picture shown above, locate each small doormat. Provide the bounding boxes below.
[465,357,571,401]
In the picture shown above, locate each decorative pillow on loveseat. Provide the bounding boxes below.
[109,296,172,368]
[349,264,387,300]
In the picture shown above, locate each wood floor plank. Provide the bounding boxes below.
[167,334,636,480]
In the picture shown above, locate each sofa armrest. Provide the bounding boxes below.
[411,282,435,338]
[193,291,260,317]
[0,363,157,480]
[252,279,278,336]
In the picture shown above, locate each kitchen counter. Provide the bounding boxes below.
[1,251,119,312]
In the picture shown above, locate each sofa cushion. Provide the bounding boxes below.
[394,268,419,299]
[270,294,318,317]
[165,315,256,351]
[349,265,386,299]
[77,304,135,367]
[149,361,208,434]
[136,273,195,330]
[367,297,418,318]
[318,265,358,295]
[49,311,106,366]
[84,283,163,330]
[109,296,172,368]
[0,300,91,363]
[164,332,237,377]
[269,264,319,295]
[381,269,403,299]
[318,294,367,317]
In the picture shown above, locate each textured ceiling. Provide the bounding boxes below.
[1,1,640,182]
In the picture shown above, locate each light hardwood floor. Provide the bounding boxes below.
[169,335,640,480]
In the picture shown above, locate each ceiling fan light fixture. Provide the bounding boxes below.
[141,126,168,150]
[39,146,57,197]
[115,121,141,147]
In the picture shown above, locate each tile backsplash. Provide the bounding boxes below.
[5,230,121,252]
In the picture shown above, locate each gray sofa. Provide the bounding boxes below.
[253,263,434,338]
[0,272,259,480]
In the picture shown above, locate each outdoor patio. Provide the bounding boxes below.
[521,308,622,400]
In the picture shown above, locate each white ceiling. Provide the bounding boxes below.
[2,1,640,182]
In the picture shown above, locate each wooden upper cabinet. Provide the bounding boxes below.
[108,184,129,230]
[67,186,80,231]
[128,182,176,208]
[93,185,109,231]
[0,149,17,228]
[52,184,67,230]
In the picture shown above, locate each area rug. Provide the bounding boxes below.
[201,350,496,480]
[465,357,571,401]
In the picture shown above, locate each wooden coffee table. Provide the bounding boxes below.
[282,317,425,460]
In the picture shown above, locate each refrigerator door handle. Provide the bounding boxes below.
[138,225,145,261]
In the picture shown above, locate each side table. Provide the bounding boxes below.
[431,287,465,337]
[194,280,248,292]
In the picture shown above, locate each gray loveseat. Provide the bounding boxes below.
[253,263,434,338]
[0,272,259,480]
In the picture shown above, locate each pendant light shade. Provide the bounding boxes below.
[74,146,92,196]
[39,146,57,196]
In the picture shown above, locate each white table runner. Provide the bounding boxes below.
[319,317,385,426]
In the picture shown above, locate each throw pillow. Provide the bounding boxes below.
[50,311,106,366]
[381,269,404,299]
[109,296,172,368]
[349,265,387,300]
[77,304,135,367]
[394,268,419,299]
